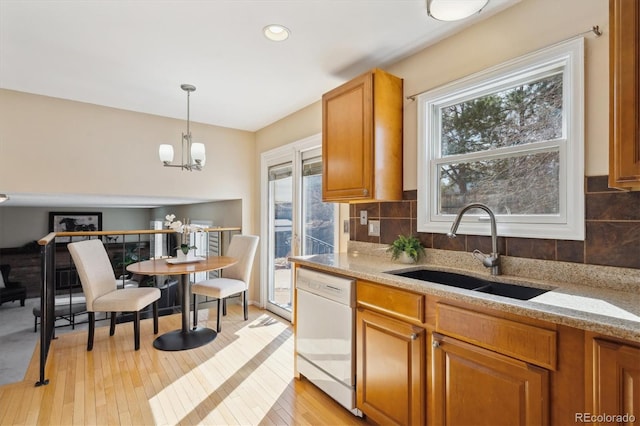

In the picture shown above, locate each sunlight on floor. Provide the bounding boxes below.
[148,314,293,424]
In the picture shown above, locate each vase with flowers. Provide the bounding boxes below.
[164,214,205,261]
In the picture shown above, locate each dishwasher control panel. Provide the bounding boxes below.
[296,267,355,306]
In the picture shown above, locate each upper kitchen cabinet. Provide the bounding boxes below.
[322,68,403,202]
[609,0,640,189]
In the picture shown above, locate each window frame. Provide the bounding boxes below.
[417,38,585,240]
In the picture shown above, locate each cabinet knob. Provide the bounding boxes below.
[432,340,441,348]
[363,189,369,196]
[410,333,417,340]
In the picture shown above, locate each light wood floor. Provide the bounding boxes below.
[0,304,370,426]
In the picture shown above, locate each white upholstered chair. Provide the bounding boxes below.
[191,235,259,332]
[68,239,161,351]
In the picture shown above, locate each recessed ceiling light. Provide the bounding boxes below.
[263,24,290,42]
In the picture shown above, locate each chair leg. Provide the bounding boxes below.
[153,301,159,334]
[87,312,95,351]
[134,311,140,351]
[192,294,198,328]
[223,298,227,316]
[216,299,222,333]
[243,290,248,321]
[109,312,116,336]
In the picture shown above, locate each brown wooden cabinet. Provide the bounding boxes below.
[356,308,425,426]
[435,303,557,370]
[356,280,425,425]
[430,302,556,425]
[322,68,403,202]
[609,0,640,189]
[591,338,640,424]
[291,267,640,425]
[430,332,549,426]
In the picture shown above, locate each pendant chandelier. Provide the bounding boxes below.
[158,84,206,171]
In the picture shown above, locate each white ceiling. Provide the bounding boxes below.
[0,0,519,208]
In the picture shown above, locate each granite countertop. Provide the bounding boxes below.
[290,251,640,343]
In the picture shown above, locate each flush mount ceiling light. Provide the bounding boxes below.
[263,24,290,41]
[158,84,206,171]
[427,0,489,21]
[0,194,9,203]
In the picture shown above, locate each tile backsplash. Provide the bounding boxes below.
[350,176,640,270]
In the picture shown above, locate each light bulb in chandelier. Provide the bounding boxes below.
[159,144,174,164]
[191,142,206,166]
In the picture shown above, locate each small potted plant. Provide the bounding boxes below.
[387,234,425,264]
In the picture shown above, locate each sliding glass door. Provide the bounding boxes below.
[262,137,338,321]
[266,161,293,318]
[301,156,335,256]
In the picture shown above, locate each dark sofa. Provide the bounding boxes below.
[0,264,27,306]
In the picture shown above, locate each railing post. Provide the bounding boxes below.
[36,240,54,386]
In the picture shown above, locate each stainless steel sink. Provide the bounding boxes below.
[387,268,552,301]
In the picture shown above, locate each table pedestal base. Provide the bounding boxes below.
[153,327,217,351]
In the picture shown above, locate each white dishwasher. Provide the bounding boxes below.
[295,267,362,417]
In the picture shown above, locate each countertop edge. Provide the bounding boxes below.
[290,254,640,343]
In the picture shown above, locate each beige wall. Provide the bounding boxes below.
[0,89,258,298]
[255,102,322,155]
[0,89,257,234]
[392,0,608,188]
[255,0,608,195]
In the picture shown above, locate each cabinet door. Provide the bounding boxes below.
[609,0,640,188]
[592,339,640,424]
[356,308,425,426]
[431,333,549,426]
[322,72,374,201]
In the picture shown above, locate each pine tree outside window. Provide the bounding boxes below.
[417,38,584,240]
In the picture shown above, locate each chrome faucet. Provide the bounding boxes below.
[447,203,501,275]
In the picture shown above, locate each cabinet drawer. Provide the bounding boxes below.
[357,280,425,324]
[436,303,557,370]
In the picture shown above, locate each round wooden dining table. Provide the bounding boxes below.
[127,256,237,351]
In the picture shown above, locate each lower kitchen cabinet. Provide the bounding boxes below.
[346,276,636,426]
[591,338,640,424]
[356,307,426,426]
[430,332,549,426]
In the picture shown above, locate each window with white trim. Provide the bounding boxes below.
[417,38,584,240]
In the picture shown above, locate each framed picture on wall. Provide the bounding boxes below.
[49,212,102,243]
